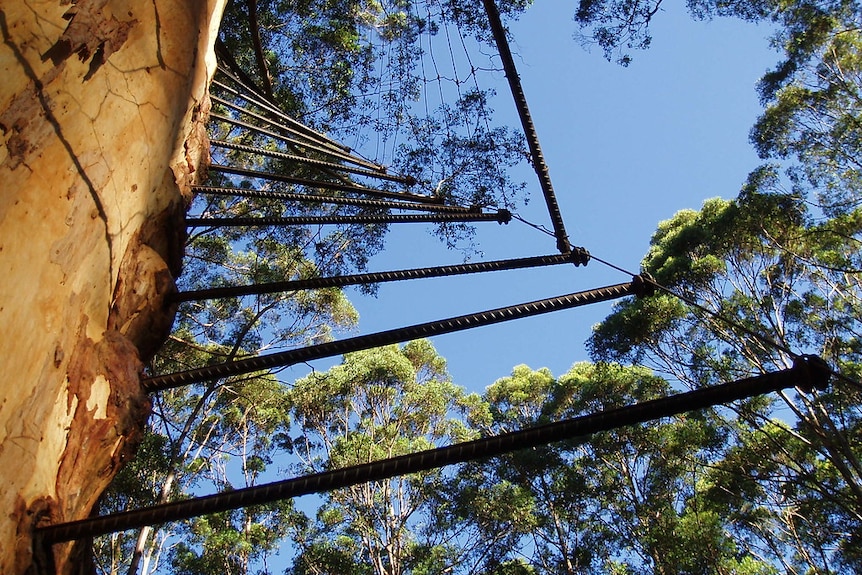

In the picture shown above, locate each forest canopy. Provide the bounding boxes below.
[94,1,862,574]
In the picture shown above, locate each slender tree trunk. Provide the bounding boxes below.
[0,0,226,573]
[126,469,176,575]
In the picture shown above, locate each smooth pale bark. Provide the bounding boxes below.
[0,0,225,572]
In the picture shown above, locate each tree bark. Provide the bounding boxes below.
[0,0,226,573]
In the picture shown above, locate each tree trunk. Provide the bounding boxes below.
[0,0,226,573]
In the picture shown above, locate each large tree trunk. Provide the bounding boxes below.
[0,0,226,572]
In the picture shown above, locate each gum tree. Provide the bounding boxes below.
[0,1,225,572]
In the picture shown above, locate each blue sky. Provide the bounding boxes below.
[283,1,781,394]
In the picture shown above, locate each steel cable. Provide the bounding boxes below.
[589,253,862,392]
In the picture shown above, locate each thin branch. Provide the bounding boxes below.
[245,0,275,100]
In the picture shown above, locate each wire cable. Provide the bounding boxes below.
[511,213,559,240]
[589,253,799,359]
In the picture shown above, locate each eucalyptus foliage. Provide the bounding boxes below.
[589,192,862,572]
[467,363,768,575]
[96,1,862,574]
[576,2,862,571]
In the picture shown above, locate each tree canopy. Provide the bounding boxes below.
[92,0,862,574]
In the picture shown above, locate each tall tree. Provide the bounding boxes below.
[589,193,862,572]
[94,229,359,575]
[470,362,765,575]
[0,1,226,573]
[285,340,487,575]
[573,0,861,213]
[748,0,862,216]
[571,3,862,567]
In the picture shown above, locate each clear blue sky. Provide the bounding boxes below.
[283,1,780,393]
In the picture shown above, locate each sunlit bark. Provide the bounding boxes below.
[0,0,225,572]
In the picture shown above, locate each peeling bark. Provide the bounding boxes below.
[0,0,226,573]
